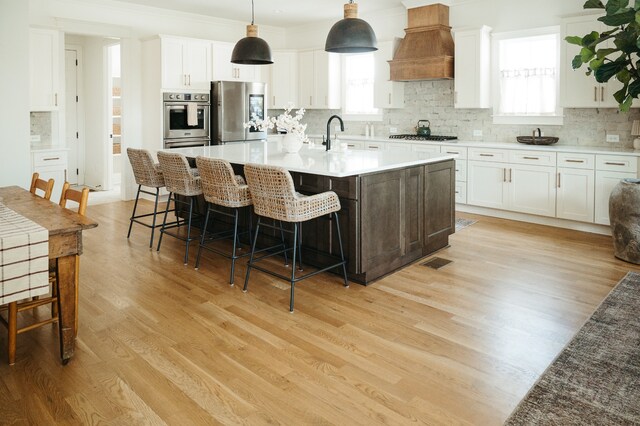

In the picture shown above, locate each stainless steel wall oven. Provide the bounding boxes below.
[163,92,210,148]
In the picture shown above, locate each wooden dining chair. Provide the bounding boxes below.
[29,172,54,200]
[1,183,90,363]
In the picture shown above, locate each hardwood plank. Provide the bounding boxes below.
[1,199,638,424]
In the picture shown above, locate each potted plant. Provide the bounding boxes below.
[566,0,640,111]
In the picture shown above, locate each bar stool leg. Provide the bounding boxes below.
[184,196,194,265]
[195,203,212,270]
[297,222,303,271]
[333,212,349,288]
[229,208,240,286]
[279,220,289,266]
[127,184,142,239]
[289,223,299,312]
[8,302,17,365]
[156,192,173,252]
[244,217,261,293]
[149,188,161,249]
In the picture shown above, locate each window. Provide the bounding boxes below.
[492,27,563,125]
[342,53,382,121]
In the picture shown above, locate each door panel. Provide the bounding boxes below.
[65,49,81,185]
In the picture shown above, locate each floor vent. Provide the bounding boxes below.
[421,257,452,270]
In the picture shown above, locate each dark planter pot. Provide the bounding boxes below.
[609,178,640,264]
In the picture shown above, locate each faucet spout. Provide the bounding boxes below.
[326,115,344,151]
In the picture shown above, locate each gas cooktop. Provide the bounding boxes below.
[389,134,458,141]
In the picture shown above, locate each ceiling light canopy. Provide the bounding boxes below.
[325,1,378,53]
[231,0,273,65]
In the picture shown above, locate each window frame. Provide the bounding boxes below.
[340,52,383,122]
[491,25,564,126]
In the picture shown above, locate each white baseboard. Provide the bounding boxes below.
[456,204,611,236]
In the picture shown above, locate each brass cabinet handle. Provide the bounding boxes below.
[54,93,58,106]
[479,153,494,157]
[565,159,585,163]
[273,95,275,105]
[523,156,539,160]
[509,168,512,183]
[503,168,506,182]
[446,151,458,154]
[388,93,391,104]
[601,86,605,102]
[557,172,561,188]
[605,162,626,166]
[594,87,598,102]
[310,96,312,106]
[43,157,60,161]
[369,146,379,149]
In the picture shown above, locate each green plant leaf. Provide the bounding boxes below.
[581,46,596,62]
[607,0,630,13]
[582,31,600,46]
[618,68,632,83]
[595,60,627,82]
[584,0,605,8]
[636,0,640,9]
[628,78,640,97]
[596,47,618,58]
[599,9,636,26]
[590,57,606,70]
[621,95,633,111]
[614,85,629,103]
[565,35,584,46]
[572,54,584,69]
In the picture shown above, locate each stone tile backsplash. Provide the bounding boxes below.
[30,112,52,146]
[289,80,640,148]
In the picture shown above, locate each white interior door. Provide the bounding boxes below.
[65,48,83,184]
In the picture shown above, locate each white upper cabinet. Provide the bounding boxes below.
[453,26,491,109]
[561,15,621,108]
[298,49,340,109]
[30,28,60,111]
[211,42,262,83]
[269,50,299,109]
[161,36,211,92]
[373,39,404,109]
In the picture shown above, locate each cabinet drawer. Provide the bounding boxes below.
[412,144,441,154]
[558,152,595,169]
[386,142,412,152]
[365,142,385,151]
[455,182,467,204]
[329,176,359,200]
[343,141,364,150]
[33,151,67,167]
[454,160,467,182]
[441,145,467,160]
[509,150,556,166]
[468,148,508,162]
[596,155,638,173]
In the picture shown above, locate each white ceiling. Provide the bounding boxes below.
[113,0,410,27]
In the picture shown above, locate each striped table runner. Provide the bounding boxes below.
[0,203,49,305]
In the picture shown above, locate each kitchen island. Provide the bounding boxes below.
[167,140,456,284]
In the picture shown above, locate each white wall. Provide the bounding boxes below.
[0,0,31,188]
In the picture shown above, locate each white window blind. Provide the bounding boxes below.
[497,33,559,116]
[343,53,378,116]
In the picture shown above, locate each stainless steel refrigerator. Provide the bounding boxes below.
[211,81,267,144]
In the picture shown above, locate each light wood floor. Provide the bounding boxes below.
[1,200,638,425]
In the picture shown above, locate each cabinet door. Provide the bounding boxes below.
[595,170,636,225]
[508,164,556,217]
[467,161,508,209]
[298,50,315,108]
[562,18,600,108]
[454,26,490,109]
[162,38,186,90]
[557,167,595,222]
[373,40,404,109]
[313,50,330,108]
[270,51,298,108]
[212,43,234,81]
[30,29,60,110]
[185,40,211,90]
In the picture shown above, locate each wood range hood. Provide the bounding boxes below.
[389,4,454,81]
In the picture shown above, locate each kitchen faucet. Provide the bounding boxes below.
[325,115,344,151]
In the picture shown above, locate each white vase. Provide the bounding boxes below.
[282,133,303,153]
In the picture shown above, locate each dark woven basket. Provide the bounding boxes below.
[516,136,559,145]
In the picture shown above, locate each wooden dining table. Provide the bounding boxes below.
[0,186,97,364]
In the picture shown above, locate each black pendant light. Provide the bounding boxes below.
[325,0,377,53]
[231,0,273,65]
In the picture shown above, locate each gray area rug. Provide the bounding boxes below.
[455,218,476,232]
[505,271,640,425]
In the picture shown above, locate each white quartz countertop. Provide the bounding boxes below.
[308,134,640,156]
[164,140,456,178]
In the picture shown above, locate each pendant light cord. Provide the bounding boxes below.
[251,0,255,25]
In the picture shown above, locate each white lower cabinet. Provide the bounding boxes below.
[508,164,557,217]
[557,167,595,222]
[595,170,636,225]
[468,161,508,209]
[32,150,68,202]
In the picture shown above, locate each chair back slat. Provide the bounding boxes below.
[126,148,165,188]
[59,182,89,216]
[29,172,54,201]
[195,156,252,208]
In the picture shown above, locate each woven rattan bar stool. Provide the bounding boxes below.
[243,163,349,312]
[156,151,203,265]
[126,148,170,248]
[194,156,254,285]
